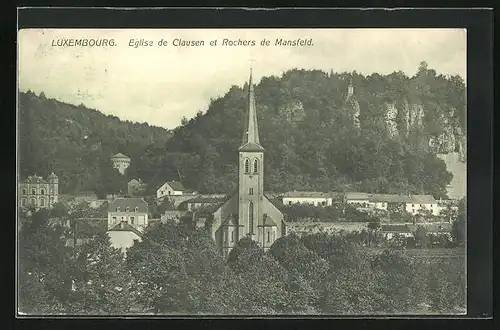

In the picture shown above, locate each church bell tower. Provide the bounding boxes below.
[238,69,265,242]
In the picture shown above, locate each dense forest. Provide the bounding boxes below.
[18,91,172,196]
[18,62,466,199]
[153,62,465,198]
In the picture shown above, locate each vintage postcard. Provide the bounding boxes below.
[17,27,467,316]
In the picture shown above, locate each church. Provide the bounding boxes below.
[205,70,285,259]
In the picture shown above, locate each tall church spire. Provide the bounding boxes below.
[240,68,264,151]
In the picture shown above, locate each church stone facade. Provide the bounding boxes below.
[206,70,285,259]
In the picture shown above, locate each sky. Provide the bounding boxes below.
[18,28,466,129]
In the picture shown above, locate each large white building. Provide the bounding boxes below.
[18,173,59,209]
[107,197,149,230]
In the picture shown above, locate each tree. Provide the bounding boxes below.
[18,209,73,313]
[67,231,135,315]
[95,157,127,198]
[413,225,429,248]
[269,233,328,312]
[367,220,382,247]
[371,250,426,313]
[451,212,466,246]
[127,223,244,314]
[227,237,290,314]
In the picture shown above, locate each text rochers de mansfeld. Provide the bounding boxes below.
[51,38,314,47]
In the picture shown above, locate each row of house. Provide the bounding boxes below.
[282,191,458,216]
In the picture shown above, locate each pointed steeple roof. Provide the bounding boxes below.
[239,68,264,152]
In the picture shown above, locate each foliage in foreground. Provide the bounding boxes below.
[18,211,466,315]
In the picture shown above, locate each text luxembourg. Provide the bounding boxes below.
[51,38,116,47]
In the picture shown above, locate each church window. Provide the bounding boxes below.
[267,231,270,243]
[253,159,259,174]
[30,198,36,206]
[249,188,254,195]
[249,202,254,234]
[224,230,228,243]
[231,230,234,243]
[31,189,36,195]
[40,199,45,207]
[21,198,26,206]
[135,207,139,212]
[40,189,45,195]
[244,159,250,173]
[22,189,27,195]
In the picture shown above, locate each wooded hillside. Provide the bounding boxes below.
[18,62,466,198]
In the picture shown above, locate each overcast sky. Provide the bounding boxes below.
[18,28,466,129]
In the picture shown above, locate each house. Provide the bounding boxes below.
[107,198,149,231]
[285,221,367,237]
[107,222,143,255]
[381,224,415,239]
[404,195,439,216]
[88,199,108,209]
[160,210,187,223]
[347,193,439,216]
[344,192,371,207]
[381,222,452,240]
[128,179,146,197]
[18,172,59,210]
[111,153,131,175]
[178,195,228,212]
[72,191,99,203]
[156,181,196,200]
[282,191,333,207]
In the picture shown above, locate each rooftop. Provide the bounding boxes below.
[166,181,186,191]
[345,192,371,200]
[111,153,130,159]
[283,191,331,198]
[22,175,48,184]
[108,198,148,213]
[108,222,144,237]
[238,142,265,152]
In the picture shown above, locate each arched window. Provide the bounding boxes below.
[125,207,130,212]
[244,158,250,174]
[31,189,36,195]
[135,207,139,212]
[253,158,259,174]
[22,189,27,195]
[40,199,45,207]
[21,198,26,206]
[40,189,45,195]
[249,202,254,234]
[30,198,36,206]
